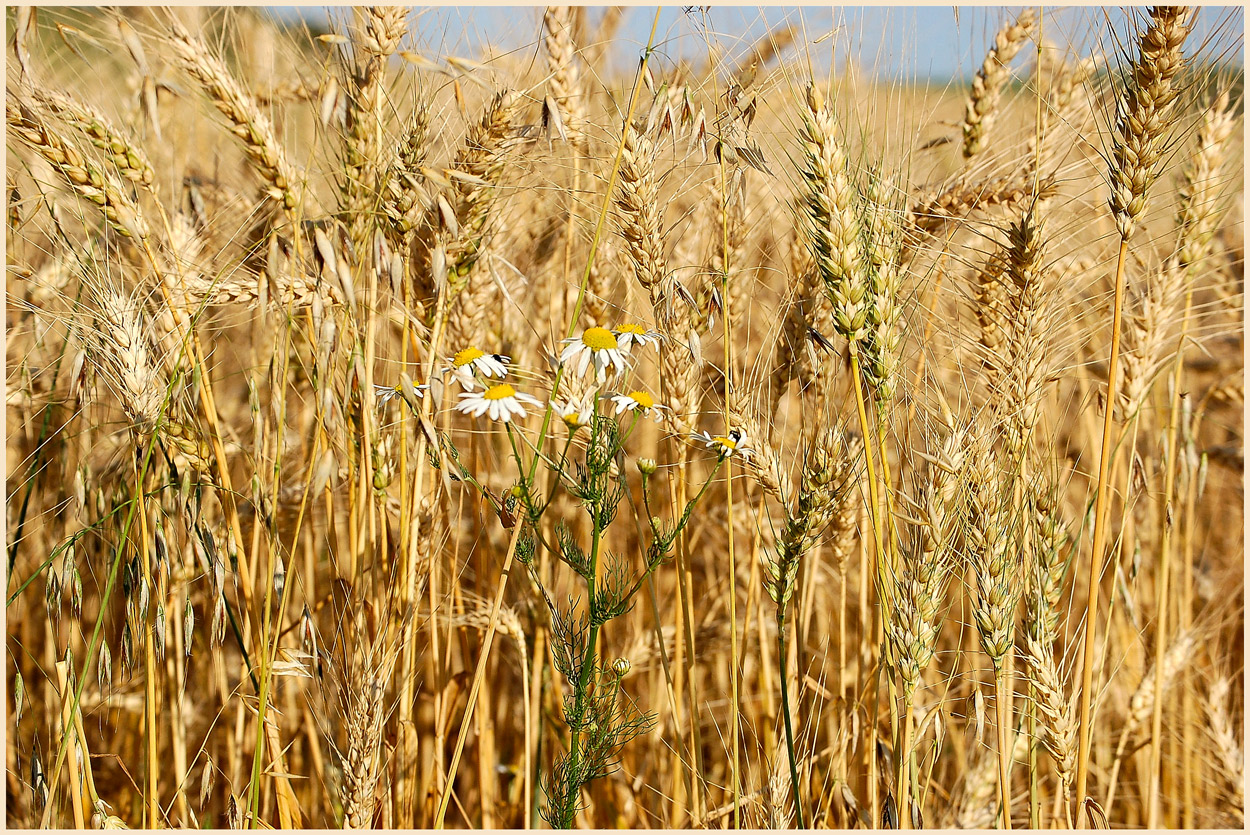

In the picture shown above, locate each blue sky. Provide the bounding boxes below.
[267,6,1243,82]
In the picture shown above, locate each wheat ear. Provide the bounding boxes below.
[167,21,303,211]
[962,8,1037,160]
[7,95,150,240]
[32,89,155,187]
[544,6,586,140]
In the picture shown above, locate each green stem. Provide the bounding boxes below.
[563,488,604,828]
[777,610,807,828]
[38,418,167,827]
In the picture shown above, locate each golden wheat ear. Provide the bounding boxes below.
[166,21,304,212]
[962,8,1037,161]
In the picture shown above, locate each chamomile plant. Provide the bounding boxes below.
[438,324,728,829]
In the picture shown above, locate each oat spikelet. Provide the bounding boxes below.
[962,8,1037,160]
[168,21,303,211]
[1107,6,1193,239]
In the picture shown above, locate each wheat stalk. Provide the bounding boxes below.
[1075,8,1194,816]
[798,83,868,343]
[1204,677,1245,821]
[998,208,1055,455]
[1107,6,1192,240]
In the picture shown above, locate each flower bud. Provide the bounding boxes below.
[637,458,657,476]
[612,657,631,677]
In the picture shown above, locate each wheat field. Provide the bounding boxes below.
[5,5,1245,829]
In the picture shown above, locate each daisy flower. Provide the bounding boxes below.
[560,327,630,381]
[375,383,404,405]
[375,379,426,407]
[446,346,510,390]
[607,390,668,419]
[553,394,595,432]
[455,383,541,423]
[692,428,755,461]
[613,323,662,355]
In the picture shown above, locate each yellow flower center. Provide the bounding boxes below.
[563,413,583,428]
[713,435,738,450]
[615,323,646,336]
[453,347,485,367]
[581,327,619,351]
[483,384,516,401]
[628,391,655,409]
